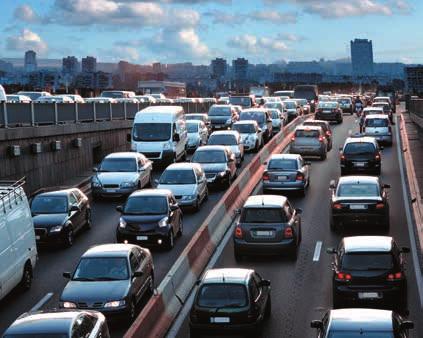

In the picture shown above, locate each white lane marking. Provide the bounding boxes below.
[395,115,423,308]
[30,292,54,312]
[313,241,323,262]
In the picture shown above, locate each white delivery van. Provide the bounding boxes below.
[131,106,188,164]
[0,179,37,300]
[0,84,6,102]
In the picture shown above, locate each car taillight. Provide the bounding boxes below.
[387,272,402,281]
[376,202,385,209]
[326,130,331,136]
[235,225,243,239]
[284,227,293,238]
[336,272,352,281]
[262,172,270,181]
[340,154,345,161]
[291,136,295,142]
[318,136,325,142]
[375,153,380,160]
[333,203,342,210]
[296,172,305,181]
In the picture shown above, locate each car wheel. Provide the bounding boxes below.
[290,246,298,260]
[299,187,306,197]
[193,197,200,212]
[166,230,174,250]
[148,174,153,188]
[64,227,74,248]
[330,217,338,232]
[234,250,243,262]
[375,168,381,176]
[254,140,259,153]
[20,262,32,291]
[320,152,327,160]
[204,188,209,202]
[264,296,271,319]
[127,299,136,324]
[182,151,187,161]
[177,217,183,237]
[332,295,342,309]
[340,168,346,176]
[85,209,92,230]
[383,216,390,231]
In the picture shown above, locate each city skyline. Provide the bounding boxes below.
[0,1,421,65]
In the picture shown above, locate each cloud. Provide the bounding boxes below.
[204,9,297,25]
[249,10,297,23]
[14,4,42,23]
[277,33,306,42]
[6,29,48,55]
[98,45,140,62]
[228,34,288,54]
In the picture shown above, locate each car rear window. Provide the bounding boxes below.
[327,332,394,338]
[208,106,231,116]
[341,253,394,271]
[208,134,237,146]
[240,111,265,124]
[343,142,375,154]
[268,159,298,170]
[303,122,327,131]
[318,102,337,109]
[365,119,389,127]
[295,130,319,138]
[337,183,379,197]
[159,169,196,185]
[241,208,287,223]
[197,284,248,308]
[338,98,351,104]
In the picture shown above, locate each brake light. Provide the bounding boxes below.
[262,172,270,181]
[234,225,243,239]
[296,172,305,181]
[284,227,293,238]
[333,203,342,210]
[376,202,385,209]
[375,153,380,160]
[291,136,295,142]
[340,154,345,161]
[387,272,402,281]
[319,136,325,142]
[326,130,331,136]
[336,272,352,281]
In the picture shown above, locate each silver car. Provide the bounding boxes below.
[186,120,208,152]
[364,114,393,145]
[289,126,328,160]
[232,120,264,152]
[208,130,245,167]
[92,152,153,199]
[268,108,285,134]
[157,163,208,211]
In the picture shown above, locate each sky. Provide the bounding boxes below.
[0,0,422,65]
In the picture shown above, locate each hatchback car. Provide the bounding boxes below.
[290,126,328,160]
[91,152,153,199]
[337,96,353,114]
[186,113,211,132]
[329,176,390,231]
[311,308,414,338]
[191,145,237,188]
[364,114,393,145]
[283,99,302,122]
[262,154,310,195]
[31,188,91,248]
[327,236,409,311]
[240,108,273,143]
[233,195,302,260]
[157,163,208,211]
[208,130,244,167]
[3,310,110,338]
[363,106,385,117]
[267,108,285,134]
[232,120,264,152]
[340,136,382,175]
[116,189,183,249]
[208,104,238,131]
[189,268,271,337]
[186,120,208,152]
[303,120,332,151]
[315,101,343,123]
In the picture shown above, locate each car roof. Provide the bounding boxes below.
[233,120,258,125]
[210,130,239,136]
[210,104,231,108]
[329,308,393,331]
[241,108,268,113]
[338,175,379,185]
[345,136,377,144]
[36,189,73,197]
[295,125,322,131]
[244,195,287,208]
[303,120,329,126]
[202,268,253,284]
[343,236,393,253]
[129,188,172,198]
[186,119,203,125]
[140,105,183,114]
[195,145,227,152]
[105,152,140,159]
[319,101,338,104]
[365,114,389,119]
[82,244,137,258]
[269,154,301,161]
[186,113,206,116]
[164,162,201,170]
[374,96,391,100]
[364,107,383,111]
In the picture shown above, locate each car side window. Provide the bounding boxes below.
[73,190,83,202]
[69,193,78,206]
[135,247,145,266]
[249,279,259,301]
[283,203,292,220]
[71,315,96,338]
[129,252,140,272]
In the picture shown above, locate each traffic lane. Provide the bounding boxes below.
[0,152,256,336]
[174,115,423,338]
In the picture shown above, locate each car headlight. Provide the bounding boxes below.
[225,119,232,124]
[104,300,126,308]
[119,218,127,228]
[92,179,101,188]
[50,225,63,232]
[62,301,77,309]
[121,181,136,188]
[163,141,172,150]
[182,195,196,201]
[158,216,169,228]
[130,143,136,151]
[218,171,227,177]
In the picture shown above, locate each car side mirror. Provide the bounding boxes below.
[383,184,391,189]
[401,247,410,253]
[380,146,384,151]
[63,272,72,279]
[92,167,98,172]
[258,128,262,133]
[116,205,123,213]
[259,279,271,287]
[326,247,336,254]
[127,133,131,142]
[235,208,241,215]
[70,205,80,212]
[133,271,143,278]
[170,204,179,211]
[310,320,323,329]
[329,180,336,189]
[295,208,303,215]
[195,279,201,286]
[400,321,414,330]
[173,133,180,142]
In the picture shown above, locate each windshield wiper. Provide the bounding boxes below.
[72,277,96,281]
[95,277,125,281]
[214,302,243,313]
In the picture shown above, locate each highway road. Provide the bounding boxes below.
[173,114,423,338]
[0,151,256,337]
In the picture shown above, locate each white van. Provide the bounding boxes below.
[0,179,37,300]
[131,106,188,164]
[0,84,6,102]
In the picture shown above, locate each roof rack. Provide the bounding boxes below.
[0,177,26,214]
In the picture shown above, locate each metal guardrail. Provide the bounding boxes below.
[408,99,423,129]
[0,177,26,214]
[0,102,213,128]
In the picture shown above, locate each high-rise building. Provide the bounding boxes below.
[211,58,227,79]
[81,56,97,73]
[350,39,374,77]
[62,56,79,75]
[24,50,37,72]
[152,62,163,73]
[232,58,248,81]
[405,66,423,95]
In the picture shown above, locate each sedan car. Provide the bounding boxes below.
[208,104,238,131]
[157,163,208,211]
[208,130,244,167]
[31,188,91,247]
[315,101,343,123]
[232,120,264,152]
[262,154,310,195]
[302,120,332,151]
[290,126,328,160]
[191,145,237,189]
[364,114,393,145]
[6,94,31,103]
[2,310,110,338]
[330,176,390,231]
[340,136,382,175]
[311,308,414,338]
[116,189,183,249]
[233,195,302,260]
[60,244,154,323]
[186,120,208,152]
[327,236,409,311]
[91,152,153,199]
[189,268,271,337]
[283,100,302,122]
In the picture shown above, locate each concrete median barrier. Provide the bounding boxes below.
[124,114,311,338]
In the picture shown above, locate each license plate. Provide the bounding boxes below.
[358,292,381,299]
[207,178,214,183]
[354,162,366,167]
[136,236,148,241]
[107,189,117,193]
[210,317,230,323]
[323,110,332,113]
[350,204,367,210]
[35,235,40,240]
[277,176,288,181]
[255,230,273,236]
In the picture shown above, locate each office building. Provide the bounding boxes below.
[350,39,374,77]
[405,66,423,95]
[232,58,249,81]
[211,58,227,79]
[62,56,79,75]
[81,56,97,73]
[24,50,37,72]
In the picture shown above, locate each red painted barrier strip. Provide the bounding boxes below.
[186,225,215,275]
[224,185,240,211]
[249,156,261,176]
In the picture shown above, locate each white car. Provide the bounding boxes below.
[232,120,264,152]
[135,95,157,103]
[17,91,50,101]
[363,106,384,117]
[6,94,31,103]
[364,114,393,145]
[85,97,117,103]
[65,94,85,103]
[186,120,209,152]
[267,108,285,134]
[208,130,244,167]
[115,98,140,103]
[36,95,74,103]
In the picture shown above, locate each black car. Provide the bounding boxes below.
[233,195,302,260]
[2,310,110,338]
[303,120,333,151]
[311,308,413,338]
[330,176,390,231]
[60,244,154,323]
[116,189,183,250]
[189,268,271,337]
[340,136,382,175]
[30,188,91,247]
[327,236,409,311]
[208,104,238,131]
[315,101,343,123]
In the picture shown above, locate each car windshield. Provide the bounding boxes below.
[295,130,319,138]
[327,332,393,338]
[31,196,68,214]
[159,169,196,185]
[187,123,199,133]
[338,98,351,104]
[197,284,248,308]
[269,110,280,119]
[192,150,226,163]
[124,196,168,215]
[233,124,256,133]
[18,92,43,100]
[344,142,375,155]
[4,335,68,338]
[337,183,379,197]
[101,91,124,98]
[208,135,237,146]
[241,208,287,223]
[284,101,296,109]
[365,119,389,127]
[73,257,129,281]
[186,115,202,121]
[319,102,337,109]
[341,253,394,271]
[229,97,251,106]
[240,112,265,124]
[208,106,231,116]
[268,159,298,171]
[293,90,315,101]
[264,103,283,110]
[99,158,137,172]
[132,123,172,142]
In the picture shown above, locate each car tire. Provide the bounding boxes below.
[264,296,271,319]
[375,168,381,176]
[148,174,154,188]
[63,226,74,248]
[254,140,259,153]
[190,327,201,338]
[20,262,33,291]
[127,299,136,324]
[290,246,298,260]
[177,218,183,237]
[234,250,243,262]
[333,295,342,309]
[193,197,200,212]
[330,217,338,232]
[340,168,346,176]
[85,209,92,230]
[383,216,390,231]
[299,187,306,197]
[166,230,174,250]
[182,151,187,161]
[204,188,209,202]
[320,152,327,161]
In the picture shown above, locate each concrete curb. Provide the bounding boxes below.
[124,115,311,338]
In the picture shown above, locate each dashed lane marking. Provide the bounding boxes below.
[313,241,323,262]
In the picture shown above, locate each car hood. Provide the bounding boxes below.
[157,184,197,196]
[209,116,230,123]
[95,172,138,184]
[188,133,200,142]
[197,162,227,173]
[33,213,68,227]
[61,280,130,303]
[286,109,297,114]
[240,133,256,142]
